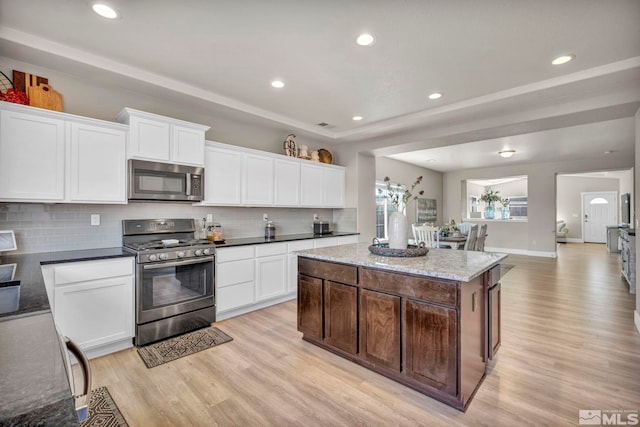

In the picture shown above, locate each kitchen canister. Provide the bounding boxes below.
[265,221,276,239]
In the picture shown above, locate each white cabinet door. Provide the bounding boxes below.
[204,144,243,204]
[0,109,65,201]
[128,116,171,161]
[69,122,127,203]
[300,163,324,206]
[323,166,345,207]
[255,255,287,301]
[314,237,341,248]
[274,158,301,206]
[244,153,274,205]
[287,240,315,293]
[172,124,205,166]
[54,275,134,352]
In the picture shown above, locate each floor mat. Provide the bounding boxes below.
[81,386,128,427]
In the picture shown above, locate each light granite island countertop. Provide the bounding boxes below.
[295,242,508,282]
[295,242,509,411]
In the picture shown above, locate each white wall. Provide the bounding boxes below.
[557,176,621,240]
[635,107,640,333]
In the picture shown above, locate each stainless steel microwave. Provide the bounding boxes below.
[128,159,204,202]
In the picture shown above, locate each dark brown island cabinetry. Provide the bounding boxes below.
[297,256,500,411]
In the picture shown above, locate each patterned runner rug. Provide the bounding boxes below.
[137,326,233,368]
[81,386,128,427]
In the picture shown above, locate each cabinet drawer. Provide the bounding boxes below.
[360,268,457,308]
[314,237,341,249]
[298,257,357,286]
[217,282,254,312]
[216,246,254,262]
[255,242,287,258]
[217,259,254,288]
[54,258,134,285]
[288,240,315,253]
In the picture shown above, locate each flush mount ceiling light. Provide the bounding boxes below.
[552,54,575,65]
[271,80,285,88]
[92,3,119,19]
[499,150,516,158]
[428,92,442,100]
[356,33,375,46]
[352,116,363,121]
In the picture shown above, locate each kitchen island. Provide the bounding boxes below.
[296,243,508,411]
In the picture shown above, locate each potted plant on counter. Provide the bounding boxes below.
[480,187,501,219]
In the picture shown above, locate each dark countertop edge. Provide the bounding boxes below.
[215,232,359,248]
[38,248,135,265]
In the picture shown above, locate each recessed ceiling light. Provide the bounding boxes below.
[552,54,575,65]
[499,150,516,158]
[356,33,375,46]
[271,80,285,88]
[428,92,442,100]
[352,116,363,121]
[92,3,118,19]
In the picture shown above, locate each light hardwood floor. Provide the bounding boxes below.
[90,243,640,426]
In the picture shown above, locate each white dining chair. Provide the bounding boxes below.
[412,224,440,248]
[464,224,478,251]
[475,224,488,251]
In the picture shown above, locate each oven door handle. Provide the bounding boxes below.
[143,256,214,269]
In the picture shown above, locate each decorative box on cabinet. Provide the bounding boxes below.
[117,108,209,166]
[41,257,134,359]
[0,102,127,204]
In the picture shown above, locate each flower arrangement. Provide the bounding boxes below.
[500,197,510,207]
[480,187,501,207]
[378,175,424,212]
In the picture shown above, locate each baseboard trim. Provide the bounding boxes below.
[566,238,584,243]
[84,338,133,360]
[635,310,640,334]
[217,292,296,321]
[485,247,557,258]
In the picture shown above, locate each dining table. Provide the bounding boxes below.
[439,234,468,250]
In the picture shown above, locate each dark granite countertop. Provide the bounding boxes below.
[0,247,134,426]
[0,248,134,319]
[215,231,359,248]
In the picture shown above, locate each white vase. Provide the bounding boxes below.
[388,211,408,249]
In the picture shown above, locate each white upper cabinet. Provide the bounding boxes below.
[204,143,243,205]
[323,166,346,208]
[243,153,274,206]
[0,107,66,201]
[201,140,345,208]
[300,163,324,207]
[117,108,209,166]
[274,158,301,206]
[69,122,127,203]
[0,102,128,204]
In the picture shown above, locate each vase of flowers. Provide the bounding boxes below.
[500,198,510,219]
[480,187,501,219]
[378,175,424,249]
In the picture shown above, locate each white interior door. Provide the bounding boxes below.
[582,192,617,243]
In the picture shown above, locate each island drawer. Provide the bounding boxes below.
[298,257,358,285]
[360,268,457,307]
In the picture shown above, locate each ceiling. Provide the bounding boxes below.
[0,0,639,171]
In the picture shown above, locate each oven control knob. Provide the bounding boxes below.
[203,248,211,255]
[177,251,185,258]
[195,249,203,256]
[148,254,157,262]
[159,253,168,261]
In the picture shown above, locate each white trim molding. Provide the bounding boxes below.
[485,247,557,258]
[635,310,640,334]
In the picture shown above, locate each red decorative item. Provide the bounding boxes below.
[0,88,29,105]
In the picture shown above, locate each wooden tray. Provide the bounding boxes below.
[368,244,429,257]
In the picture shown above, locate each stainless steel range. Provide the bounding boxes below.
[123,219,216,346]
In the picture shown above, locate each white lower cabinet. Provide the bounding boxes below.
[216,236,357,320]
[255,243,287,301]
[42,257,134,359]
[216,246,255,313]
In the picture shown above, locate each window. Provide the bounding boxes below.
[509,196,528,218]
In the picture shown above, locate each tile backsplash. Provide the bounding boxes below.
[0,203,357,254]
